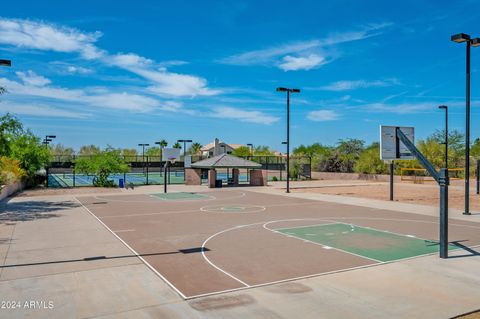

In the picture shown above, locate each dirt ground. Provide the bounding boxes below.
[16,186,122,197]
[292,181,480,212]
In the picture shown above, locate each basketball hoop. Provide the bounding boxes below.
[168,157,177,164]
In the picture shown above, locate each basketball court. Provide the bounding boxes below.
[75,189,480,299]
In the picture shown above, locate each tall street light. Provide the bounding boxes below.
[177,139,192,158]
[246,143,253,156]
[438,105,448,169]
[138,143,149,174]
[44,135,56,148]
[276,87,301,193]
[0,59,11,67]
[451,33,480,215]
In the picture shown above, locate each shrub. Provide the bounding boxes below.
[75,147,129,187]
[0,156,25,185]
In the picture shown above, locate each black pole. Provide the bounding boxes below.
[164,162,168,193]
[286,90,290,193]
[439,168,449,258]
[445,107,448,169]
[390,161,394,201]
[465,41,471,215]
[146,156,149,185]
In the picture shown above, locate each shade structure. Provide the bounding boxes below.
[191,153,262,169]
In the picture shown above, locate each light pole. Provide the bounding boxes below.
[138,143,149,174]
[44,135,56,148]
[439,105,448,169]
[177,139,192,158]
[451,33,480,215]
[0,59,11,67]
[246,143,253,157]
[276,87,301,193]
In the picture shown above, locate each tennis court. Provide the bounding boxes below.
[75,189,480,299]
[48,172,279,187]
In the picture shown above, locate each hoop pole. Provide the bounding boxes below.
[390,161,394,201]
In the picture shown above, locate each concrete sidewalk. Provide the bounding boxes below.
[1,189,480,318]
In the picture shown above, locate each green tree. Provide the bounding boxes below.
[0,113,23,156]
[75,147,129,187]
[79,144,100,155]
[122,148,137,157]
[172,142,181,149]
[188,142,202,155]
[9,131,52,176]
[232,146,251,157]
[254,145,274,156]
[293,143,329,157]
[156,139,168,149]
[354,143,388,174]
[145,146,161,157]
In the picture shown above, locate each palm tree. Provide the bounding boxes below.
[189,142,202,155]
[158,139,168,149]
[172,142,182,149]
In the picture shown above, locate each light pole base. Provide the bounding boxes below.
[463,212,471,215]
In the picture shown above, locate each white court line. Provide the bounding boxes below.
[113,229,135,233]
[263,221,383,263]
[201,225,251,287]
[74,197,187,300]
[93,190,246,204]
[200,204,266,214]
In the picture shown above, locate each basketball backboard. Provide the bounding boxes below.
[380,126,415,160]
[162,148,181,162]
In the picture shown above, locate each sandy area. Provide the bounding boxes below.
[16,186,122,197]
[292,181,480,212]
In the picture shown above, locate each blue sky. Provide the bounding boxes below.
[1,0,480,152]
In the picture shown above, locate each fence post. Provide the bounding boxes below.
[73,163,76,187]
[439,168,449,259]
[146,156,149,185]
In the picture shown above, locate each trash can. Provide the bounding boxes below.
[215,179,223,188]
[119,178,125,188]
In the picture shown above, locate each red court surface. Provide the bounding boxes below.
[76,190,480,299]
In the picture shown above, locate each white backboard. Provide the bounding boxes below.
[380,126,415,160]
[162,148,181,161]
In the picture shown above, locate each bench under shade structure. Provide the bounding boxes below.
[185,154,266,187]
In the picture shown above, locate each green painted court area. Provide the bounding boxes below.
[278,223,457,262]
[150,192,210,200]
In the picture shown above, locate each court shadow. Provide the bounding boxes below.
[0,247,208,268]
[449,241,480,258]
[0,200,79,224]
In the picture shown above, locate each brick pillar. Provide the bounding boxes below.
[249,169,267,186]
[232,168,239,186]
[185,168,202,185]
[208,169,217,188]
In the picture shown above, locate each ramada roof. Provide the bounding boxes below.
[191,153,262,169]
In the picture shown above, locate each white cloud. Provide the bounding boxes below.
[278,54,326,71]
[319,79,400,91]
[0,76,159,113]
[362,102,434,114]
[0,18,104,59]
[220,23,391,71]
[211,106,279,125]
[307,109,340,121]
[0,19,219,97]
[221,40,321,65]
[16,70,51,86]
[0,102,90,119]
[66,65,93,74]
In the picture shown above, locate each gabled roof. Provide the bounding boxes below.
[191,154,262,169]
[200,142,245,151]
